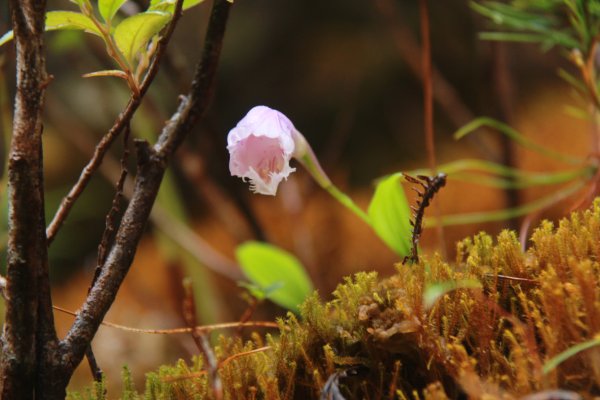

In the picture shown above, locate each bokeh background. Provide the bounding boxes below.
[0,0,591,393]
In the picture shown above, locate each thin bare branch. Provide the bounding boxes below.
[60,0,232,376]
[84,123,131,382]
[85,346,104,383]
[419,0,435,174]
[46,0,185,243]
[418,0,446,258]
[53,304,280,334]
[182,279,223,400]
[96,124,131,269]
[47,104,242,280]
[373,0,498,160]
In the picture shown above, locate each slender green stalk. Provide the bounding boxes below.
[323,184,371,225]
[294,133,371,225]
[407,159,595,188]
[425,180,585,227]
[455,117,585,165]
[543,335,600,375]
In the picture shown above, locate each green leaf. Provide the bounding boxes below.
[99,0,127,23]
[454,117,583,165]
[543,336,600,375]
[367,173,412,257]
[236,242,313,313]
[46,11,103,35]
[1,11,102,47]
[470,1,580,49]
[113,11,171,66]
[149,0,206,12]
[406,159,595,189]
[181,0,206,9]
[423,279,482,309]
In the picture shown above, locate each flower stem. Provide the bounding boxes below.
[294,133,371,225]
[322,183,371,225]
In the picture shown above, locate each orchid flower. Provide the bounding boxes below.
[227,105,370,224]
[227,106,299,195]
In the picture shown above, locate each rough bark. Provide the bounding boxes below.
[0,0,58,399]
[1,0,231,397]
[0,0,231,399]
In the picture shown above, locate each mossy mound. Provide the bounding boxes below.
[71,200,600,399]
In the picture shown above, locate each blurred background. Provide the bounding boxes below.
[0,0,591,393]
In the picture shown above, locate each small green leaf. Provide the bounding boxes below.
[543,336,600,375]
[149,0,206,12]
[367,173,412,257]
[113,11,171,66]
[1,11,102,47]
[46,11,103,35]
[423,279,482,309]
[99,0,127,23]
[82,69,129,80]
[236,241,313,313]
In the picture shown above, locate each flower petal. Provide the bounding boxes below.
[227,106,298,195]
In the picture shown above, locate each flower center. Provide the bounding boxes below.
[234,134,287,183]
[256,155,284,182]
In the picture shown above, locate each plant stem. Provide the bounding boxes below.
[295,140,371,225]
[82,4,140,95]
[46,0,185,243]
[419,0,446,257]
[420,0,435,174]
[61,0,232,378]
[426,180,585,227]
[323,184,371,225]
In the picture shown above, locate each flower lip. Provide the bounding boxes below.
[227,106,297,195]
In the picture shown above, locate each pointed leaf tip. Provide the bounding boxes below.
[99,0,127,23]
[236,241,313,313]
[113,11,171,66]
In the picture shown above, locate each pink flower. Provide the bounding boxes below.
[227,106,298,195]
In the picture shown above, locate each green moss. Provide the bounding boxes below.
[73,200,600,399]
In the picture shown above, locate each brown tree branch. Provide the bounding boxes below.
[45,96,242,280]
[45,0,185,244]
[182,279,223,399]
[60,0,232,378]
[0,0,56,398]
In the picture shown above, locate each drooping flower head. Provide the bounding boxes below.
[227,106,298,195]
